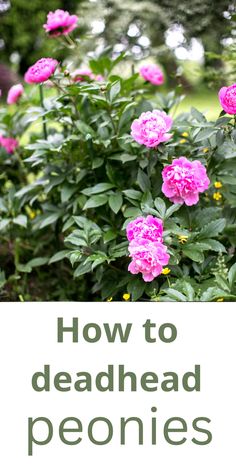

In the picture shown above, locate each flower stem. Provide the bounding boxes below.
[39,83,47,140]
[65,34,76,48]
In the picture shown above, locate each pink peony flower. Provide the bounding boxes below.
[131,110,173,148]
[126,215,163,243]
[24,58,58,84]
[140,64,164,86]
[218,84,236,115]
[43,9,78,37]
[7,84,24,105]
[128,238,170,282]
[96,74,104,82]
[73,68,94,82]
[73,68,104,82]
[162,156,210,206]
[0,135,19,154]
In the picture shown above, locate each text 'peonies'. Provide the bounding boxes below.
[24,58,58,84]
[131,110,172,148]
[162,156,210,206]
[218,84,236,115]
[7,84,24,105]
[140,64,164,86]
[43,9,78,37]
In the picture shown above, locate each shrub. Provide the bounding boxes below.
[1,43,236,301]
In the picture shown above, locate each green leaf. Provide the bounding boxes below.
[165,204,182,219]
[123,189,142,200]
[104,229,117,243]
[141,191,154,211]
[118,103,135,130]
[83,194,108,210]
[0,218,10,231]
[82,183,114,196]
[13,215,27,228]
[228,263,236,288]
[65,235,87,247]
[191,107,206,122]
[17,264,32,273]
[217,140,236,159]
[123,207,142,218]
[163,288,187,302]
[0,198,7,212]
[109,153,137,163]
[62,217,75,232]
[137,169,150,192]
[109,80,121,102]
[154,198,166,219]
[202,239,226,252]
[27,257,49,268]
[183,247,204,262]
[216,129,224,146]
[109,192,123,214]
[127,279,145,301]
[220,175,236,185]
[91,256,108,270]
[188,242,211,251]
[183,282,195,301]
[215,274,230,292]
[39,213,60,229]
[61,184,77,203]
[49,250,70,264]
[194,128,216,143]
[198,218,226,239]
[92,158,104,169]
[0,270,6,289]
[200,287,228,302]
[74,262,92,278]
[110,242,128,258]
[75,120,95,137]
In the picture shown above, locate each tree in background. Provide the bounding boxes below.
[0,0,235,91]
[79,0,235,86]
[0,0,78,74]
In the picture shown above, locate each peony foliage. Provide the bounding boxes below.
[0,12,236,301]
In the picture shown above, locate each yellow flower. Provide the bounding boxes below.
[213,192,222,201]
[216,298,224,302]
[181,132,189,137]
[179,139,187,144]
[214,181,222,189]
[106,297,113,302]
[26,173,37,184]
[123,293,131,301]
[25,205,36,220]
[203,147,209,153]
[38,192,47,202]
[178,235,188,244]
[4,180,13,190]
[29,211,36,220]
[162,267,171,275]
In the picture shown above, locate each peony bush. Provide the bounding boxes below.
[0,9,236,301]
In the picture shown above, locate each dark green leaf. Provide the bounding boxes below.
[109,192,123,214]
[83,194,108,210]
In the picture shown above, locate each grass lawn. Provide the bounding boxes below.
[176,89,221,120]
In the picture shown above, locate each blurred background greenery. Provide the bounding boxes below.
[0,0,236,118]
